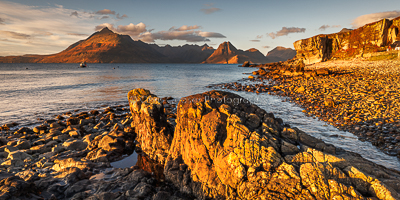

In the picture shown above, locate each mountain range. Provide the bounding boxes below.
[0,28,296,64]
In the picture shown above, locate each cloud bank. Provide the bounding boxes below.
[0,30,31,39]
[95,22,147,37]
[267,27,306,39]
[95,23,225,43]
[0,1,100,56]
[352,11,400,28]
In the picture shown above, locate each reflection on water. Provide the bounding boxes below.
[110,152,164,181]
[110,152,138,168]
[0,63,253,127]
[135,153,165,181]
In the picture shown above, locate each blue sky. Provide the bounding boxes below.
[1,0,400,56]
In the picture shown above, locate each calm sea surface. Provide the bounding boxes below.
[1,63,399,170]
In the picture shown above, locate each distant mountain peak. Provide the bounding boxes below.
[99,27,113,33]
[201,44,214,51]
[246,48,260,53]
[216,41,237,55]
[203,41,269,64]
[273,46,290,50]
[265,46,296,62]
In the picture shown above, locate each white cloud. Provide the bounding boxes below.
[352,11,400,28]
[95,22,147,37]
[267,27,306,39]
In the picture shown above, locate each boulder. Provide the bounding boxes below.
[52,158,93,171]
[62,139,87,151]
[15,140,31,150]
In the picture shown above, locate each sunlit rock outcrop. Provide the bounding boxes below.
[128,88,173,165]
[294,17,400,64]
[129,89,400,199]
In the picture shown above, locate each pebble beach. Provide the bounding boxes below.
[216,59,400,158]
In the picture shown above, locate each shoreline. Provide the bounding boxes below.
[0,88,399,199]
[223,59,400,158]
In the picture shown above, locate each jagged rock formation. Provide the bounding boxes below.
[127,89,173,165]
[203,42,270,64]
[266,46,297,62]
[150,44,215,63]
[130,89,400,200]
[294,17,400,64]
[0,28,170,63]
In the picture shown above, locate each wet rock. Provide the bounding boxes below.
[245,113,261,129]
[69,130,81,138]
[281,140,300,155]
[62,139,88,151]
[126,182,154,198]
[15,140,31,149]
[0,175,36,199]
[52,158,93,171]
[64,179,90,198]
[30,144,52,154]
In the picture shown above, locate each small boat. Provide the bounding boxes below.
[80,61,87,68]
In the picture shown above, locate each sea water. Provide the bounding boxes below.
[1,63,399,170]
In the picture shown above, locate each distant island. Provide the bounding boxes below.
[0,27,295,64]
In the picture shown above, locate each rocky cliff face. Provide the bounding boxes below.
[294,17,400,64]
[203,42,270,64]
[129,89,400,200]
